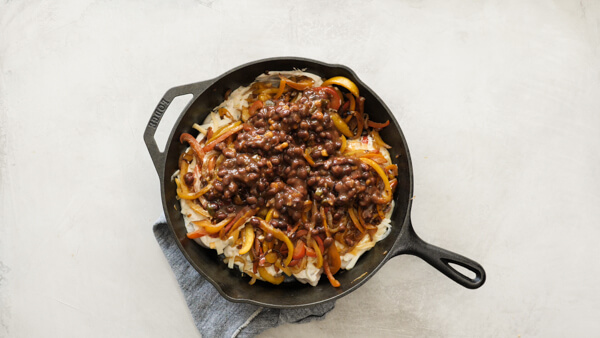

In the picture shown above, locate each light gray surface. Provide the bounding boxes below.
[1,1,599,337]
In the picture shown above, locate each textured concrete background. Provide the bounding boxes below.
[1,1,599,337]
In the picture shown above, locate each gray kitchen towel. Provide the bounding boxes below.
[153,215,335,338]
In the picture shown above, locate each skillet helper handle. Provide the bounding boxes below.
[395,221,486,289]
[143,80,212,176]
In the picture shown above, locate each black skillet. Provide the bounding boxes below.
[144,57,485,308]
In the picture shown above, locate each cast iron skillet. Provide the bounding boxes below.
[144,57,485,308]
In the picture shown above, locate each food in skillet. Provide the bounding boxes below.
[175,70,397,287]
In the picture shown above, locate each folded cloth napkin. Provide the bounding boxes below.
[153,216,335,338]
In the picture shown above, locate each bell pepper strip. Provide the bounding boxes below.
[305,246,317,258]
[345,93,356,111]
[331,113,354,138]
[193,216,234,235]
[186,226,209,239]
[265,208,276,222]
[328,244,341,274]
[184,199,211,217]
[389,178,398,191]
[180,133,206,166]
[175,178,209,200]
[360,158,392,203]
[309,239,323,269]
[248,100,263,117]
[278,75,314,91]
[203,123,245,152]
[303,148,316,166]
[258,267,284,285]
[295,229,308,238]
[385,164,398,177]
[314,235,325,256]
[258,219,294,266]
[223,208,259,238]
[275,260,292,276]
[219,207,250,238]
[337,101,350,116]
[208,121,242,144]
[314,87,341,109]
[323,260,341,287]
[359,153,388,164]
[293,240,306,260]
[287,259,300,267]
[348,207,365,233]
[322,76,360,98]
[264,252,278,264]
[372,131,391,149]
[239,224,255,255]
[274,77,287,99]
[321,207,331,238]
[367,120,390,129]
[340,135,347,153]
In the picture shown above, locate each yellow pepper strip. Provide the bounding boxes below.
[323,260,341,288]
[265,208,276,222]
[303,148,316,166]
[175,178,209,200]
[309,239,323,269]
[340,135,347,153]
[193,216,234,235]
[258,219,294,266]
[265,252,278,264]
[184,199,211,217]
[331,113,354,138]
[345,93,356,111]
[239,224,255,255]
[372,131,392,149]
[376,204,385,220]
[328,244,341,274]
[208,121,241,144]
[348,207,365,233]
[275,260,292,276]
[360,157,392,203]
[322,76,360,98]
[258,266,284,285]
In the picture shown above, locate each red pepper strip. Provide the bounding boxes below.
[279,243,289,255]
[323,260,341,287]
[293,240,306,260]
[180,133,205,166]
[219,207,250,238]
[305,246,317,257]
[367,120,390,129]
[287,259,300,267]
[314,235,325,255]
[253,260,259,274]
[314,87,341,109]
[248,100,263,117]
[187,227,208,239]
[203,124,244,152]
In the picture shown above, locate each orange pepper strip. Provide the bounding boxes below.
[321,207,331,238]
[274,77,287,99]
[339,135,347,153]
[348,207,365,233]
[224,208,259,238]
[203,124,244,152]
[258,266,284,285]
[279,75,314,90]
[184,199,211,217]
[207,121,242,144]
[193,216,234,235]
[187,227,208,239]
[248,100,263,117]
[323,260,341,287]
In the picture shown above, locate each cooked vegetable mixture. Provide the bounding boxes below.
[176,70,397,287]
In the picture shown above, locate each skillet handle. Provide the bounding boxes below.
[143,80,213,176]
[392,220,486,289]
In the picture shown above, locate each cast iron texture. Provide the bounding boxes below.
[144,57,486,308]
